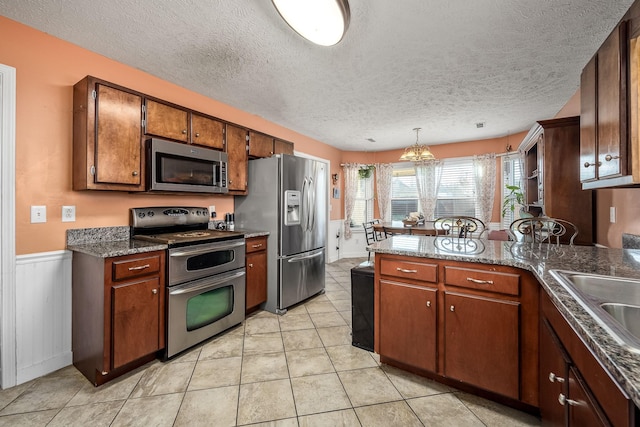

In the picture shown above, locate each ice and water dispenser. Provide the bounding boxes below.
[284,190,301,226]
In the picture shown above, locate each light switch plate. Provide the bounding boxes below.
[610,206,616,223]
[62,205,76,222]
[31,205,46,223]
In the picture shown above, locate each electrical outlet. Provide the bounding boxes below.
[62,205,76,222]
[209,205,216,218]
[31,205,46,223]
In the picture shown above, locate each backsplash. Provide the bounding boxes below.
[66,226,130,245]
[622,233,640,249]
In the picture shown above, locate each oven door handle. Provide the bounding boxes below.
[287,250,323,263]
[169,240,245,258]
[168,269,246,295]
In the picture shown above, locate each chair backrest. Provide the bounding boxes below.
[434,216,487,239]
[370,219,386,241]
[508,217,578,245]
[362,222,376,245]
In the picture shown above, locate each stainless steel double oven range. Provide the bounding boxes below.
[131,207,245,359]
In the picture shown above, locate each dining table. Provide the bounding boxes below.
[372,220,447,236]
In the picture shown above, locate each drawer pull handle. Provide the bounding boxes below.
[558,393,579,407]
[450,305,455,312]
[396,268,418,273]
[252,244,263,248]
[466,277,493,285]
[128,264,150,271]
[426,301,431,307]
[548,372,565,383]
[152,289,158,295]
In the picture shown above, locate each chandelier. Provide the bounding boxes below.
[399,128,436,161]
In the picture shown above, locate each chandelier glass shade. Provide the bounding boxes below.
[399,128,436,161]
[272,0,350,46]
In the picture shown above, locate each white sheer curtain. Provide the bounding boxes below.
[473,153,497,225]
[342,163,360,239]
[415,160,442,220]
[374,163,394,222]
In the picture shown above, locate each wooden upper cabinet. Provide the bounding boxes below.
[248,131,275,158]
[145,100,189,143]
[225,124,248,193]
[73,77,144,191]
[597,23,627,179]
[274,139,294,155]
[191,113,224,149]
[580,55,598,182]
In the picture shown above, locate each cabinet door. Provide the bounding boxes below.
[95,84,143,186]
[248,131,274,158]
[581,55,598,182]
[567,367,609,426]
[191,113,224,149]
[444,292,520,399]
[540,319,569,427]
[246,250,267,312]
[274,139,294,155]
[597,24,627,179]
[225,124,248,193]
[111,278,161,369]
[145,100,189,142]
[379,280,437,372]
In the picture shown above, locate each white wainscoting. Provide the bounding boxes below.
[15,250,72,384]
[326,220,345,263]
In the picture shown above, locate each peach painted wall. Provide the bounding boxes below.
[1,17,342,255]
[338,133,526,224]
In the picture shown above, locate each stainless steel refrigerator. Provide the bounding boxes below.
[235,154,327,314]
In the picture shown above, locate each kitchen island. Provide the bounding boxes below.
[370,235,640,425]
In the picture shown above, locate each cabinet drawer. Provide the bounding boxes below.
[444,266,519,296]
[112,254,161,281]
[246,236,267,254]
[380,258,437,283]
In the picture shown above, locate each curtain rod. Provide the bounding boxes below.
[340,152,517,167]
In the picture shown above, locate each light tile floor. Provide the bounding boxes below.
[0,258,541,426]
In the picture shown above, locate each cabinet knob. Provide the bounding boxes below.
[152,289,158,295]
[450,305,455,312]
[229,180,233,184]
[182,129,187,134]
[583,161,601,168]
[249,263,254,268]
[195,132,200,137]
[604,154,620,162]
[558,393,579,407]
[132,171,138,176]
[426,301,431,307]
[548,372,565,383]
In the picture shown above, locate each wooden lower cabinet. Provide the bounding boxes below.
[379,280,437,371]
[443,291,520,399]
[540,292,636,426]
[245,236,268,313]
[375,254,539,409]
[72,250,166,385]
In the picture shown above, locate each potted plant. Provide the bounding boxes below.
[502,184,524,218]
[358,165,375,179]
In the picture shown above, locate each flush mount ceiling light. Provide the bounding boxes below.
[272,0,350,46]
[399,128,436,162]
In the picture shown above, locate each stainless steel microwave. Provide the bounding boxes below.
[147,138,228,194]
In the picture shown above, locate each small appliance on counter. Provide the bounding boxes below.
[130,206,245,358]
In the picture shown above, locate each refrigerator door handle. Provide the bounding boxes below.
[301,176,309,231]
[287,250,324,262]
[308,175,315,231]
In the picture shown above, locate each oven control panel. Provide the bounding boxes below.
[131,206,210,228]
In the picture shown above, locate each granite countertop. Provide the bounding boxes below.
[66,226,269,258]
[370,235,640,408]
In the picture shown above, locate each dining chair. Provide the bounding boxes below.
[362,222,377,263]
[433,216,487,239]
[508,217,578,245]
[370,219,386,241]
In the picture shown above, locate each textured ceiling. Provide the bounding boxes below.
[0,0,635,151]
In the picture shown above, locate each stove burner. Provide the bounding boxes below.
[174,231,211,238]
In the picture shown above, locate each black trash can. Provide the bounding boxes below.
[351,264,374,352]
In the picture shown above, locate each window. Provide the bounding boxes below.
[390,158,476,219]
[501,155,523,229]
[350,175,374,227]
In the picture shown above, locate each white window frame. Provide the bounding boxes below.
[501,154,523,230]
[349,174,374,228]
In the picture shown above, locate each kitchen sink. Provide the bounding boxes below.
[549,270,640,352]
